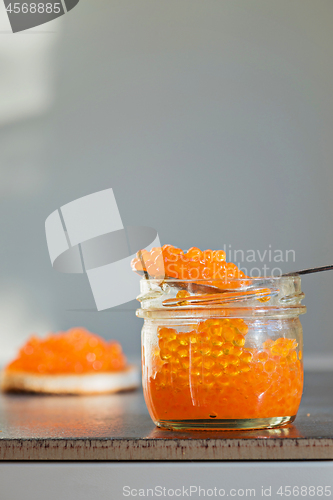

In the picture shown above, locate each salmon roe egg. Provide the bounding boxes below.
[131,244,249,286]
[147,319,303,422]
[6,328,127,374]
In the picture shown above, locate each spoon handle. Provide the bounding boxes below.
[282,265,333,276]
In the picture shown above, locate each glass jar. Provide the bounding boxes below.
[137,276,306,431]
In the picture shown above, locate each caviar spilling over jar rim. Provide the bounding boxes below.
[134,244,305,430]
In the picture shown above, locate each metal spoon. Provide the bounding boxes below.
[137,251,333,295]
[282,264,333,276]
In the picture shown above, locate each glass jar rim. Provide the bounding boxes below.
[141,276,301,284]
[137,275,306,319]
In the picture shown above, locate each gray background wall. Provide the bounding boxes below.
[0,0,333,367]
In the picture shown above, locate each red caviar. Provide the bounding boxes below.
[143,319,303,421]
[6,328,127,374]
[131,245,248,287]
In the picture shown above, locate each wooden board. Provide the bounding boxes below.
[0,372,332,461]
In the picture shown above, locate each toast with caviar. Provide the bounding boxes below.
[1,328,140,395]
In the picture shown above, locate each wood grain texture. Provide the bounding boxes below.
[0,372,332,461]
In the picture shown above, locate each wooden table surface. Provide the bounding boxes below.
[0,372,332,461]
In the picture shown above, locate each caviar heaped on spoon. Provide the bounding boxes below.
[131,245,247,286]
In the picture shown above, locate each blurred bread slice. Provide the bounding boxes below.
[1,328,140,395]
[1,365,140,395]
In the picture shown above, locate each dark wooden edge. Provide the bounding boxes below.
[0,437,332,461]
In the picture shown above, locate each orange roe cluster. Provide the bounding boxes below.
[6,328,127,374]
[131,245,247,285]
[144,319,303,421]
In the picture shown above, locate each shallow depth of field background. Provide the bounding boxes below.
[0,0,333,367]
